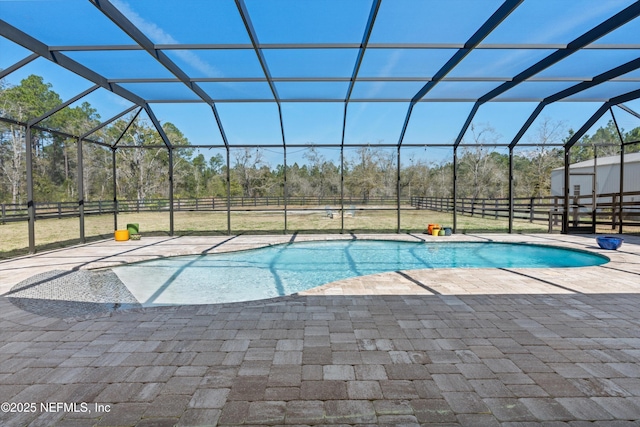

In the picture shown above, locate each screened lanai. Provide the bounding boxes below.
[2,0,640,255]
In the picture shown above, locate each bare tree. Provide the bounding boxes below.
[303,147,339,198]
[518,116,566,198]
[0,121,25,204]
[232,147,267,197]
[346,147,378,202]
[458,124,505,199]
[111,118,169,200]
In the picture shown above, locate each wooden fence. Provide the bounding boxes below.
[411,191,640,231]
[0,195,398,224]
[3,192,639,231]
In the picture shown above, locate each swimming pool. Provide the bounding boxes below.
[112,240,608,306]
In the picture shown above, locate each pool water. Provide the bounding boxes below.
[112,240,608,306]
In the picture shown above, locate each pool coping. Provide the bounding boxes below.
[1,233,639,301]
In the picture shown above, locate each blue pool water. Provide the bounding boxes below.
[112,240,608,306]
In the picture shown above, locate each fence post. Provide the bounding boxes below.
[212,198,215,210]
[612,194,618,229]
[1,204,5,224]
[529,197,535,223]
[482,200,486,218]
[494,200,498,220]
[136,199,140,213]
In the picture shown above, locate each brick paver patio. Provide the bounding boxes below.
[1,233,640,426]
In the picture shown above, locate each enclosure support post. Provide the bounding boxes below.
[562,147,570,234]
[397,146,401,233]
[112,148,118,232]
[283,146,288,234]
[594,145,598,214]
[611,106,626,235]
[340,146,345,234]
[508,147,514,233]
[168,147,174,236]
[619,143,625,234]
[77,137,85,243]
[226,147,231,236]
[452,147,458,233]
[25,125,36,253]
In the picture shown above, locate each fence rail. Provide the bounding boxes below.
[0,196,399,223]
[3,192,639,231]
[411,190,640,231]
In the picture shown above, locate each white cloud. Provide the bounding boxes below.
[111,0,221,77]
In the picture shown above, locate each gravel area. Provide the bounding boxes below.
[5,269,141,319]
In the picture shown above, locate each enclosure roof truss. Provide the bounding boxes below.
[1,0,640,148]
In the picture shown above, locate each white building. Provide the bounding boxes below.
[551,152,640,198]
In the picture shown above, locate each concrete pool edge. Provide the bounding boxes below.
[101,237,612,272]
[105,239,610,307]
[1,233,637,318]
[1,233,634,292]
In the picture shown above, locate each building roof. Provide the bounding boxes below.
[553,151,640,171]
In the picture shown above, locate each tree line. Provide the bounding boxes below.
[1,75,639,206]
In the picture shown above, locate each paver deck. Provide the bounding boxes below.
[1,233,640,426]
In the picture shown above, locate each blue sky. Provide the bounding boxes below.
[2,0,640,166]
